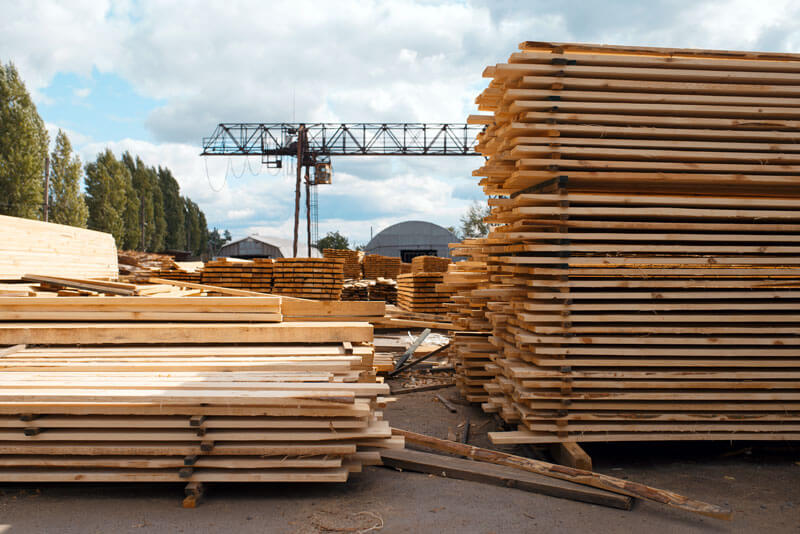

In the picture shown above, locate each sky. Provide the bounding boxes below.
[3,0,800,247]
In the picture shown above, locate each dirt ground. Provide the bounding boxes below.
[0,383,798,533]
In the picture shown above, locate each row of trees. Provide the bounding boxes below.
[0,61,220,256]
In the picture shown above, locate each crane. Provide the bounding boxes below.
[201,123,483,256]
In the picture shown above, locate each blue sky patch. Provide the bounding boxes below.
[39,69,162,143]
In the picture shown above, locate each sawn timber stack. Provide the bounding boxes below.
[0,296,400,484]
[470,40,800,445]
[272,258,344,300]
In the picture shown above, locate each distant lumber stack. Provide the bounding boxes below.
[396,273,452,314]
[272,258,344,300]
[363,255,401,280]
[323,249,362,279]
[201,258,273,293]
[368,279,397,305]
[410,255,451,274]
[1,215,118,281]
[470,41,800,445]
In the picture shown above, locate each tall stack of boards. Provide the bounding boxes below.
[272,258,344,300]
[410,255,451,274]
[438,240,494,402]
[469,41,800,445]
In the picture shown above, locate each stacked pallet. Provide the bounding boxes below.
[341,281,369,301]
[368,279,397,305]
[411,255,451,274]
[470,41,800,444]
[396,273,452,314]
[363,255,401,280]
[1,215,118,280]
[272,258,344,300]
[201,258,273,293]
[323,249,362,280]
[438,240,494,402]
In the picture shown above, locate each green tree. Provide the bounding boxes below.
[158,166,185,250]
[0,62,48,218]
[207,227,232,256]
[122,153,166,251]
[48,130,88,227]
[317,230,349,250]
[459,201,490,239]
[183,197,202,255]
[84,149,130,246]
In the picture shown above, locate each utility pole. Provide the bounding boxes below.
[43,155,50,222]
[305,166,311,257]
[292,125,305,257]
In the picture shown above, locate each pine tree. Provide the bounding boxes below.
[0,62,48,219]
[48,130,88,227]
[84,149,130,246]
[158,166,185,250]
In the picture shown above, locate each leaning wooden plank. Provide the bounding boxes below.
[0,345,25,357]
[0,322,373,345]
[22,275,134,295]
[380,448,628,510]
[394,428,732,521]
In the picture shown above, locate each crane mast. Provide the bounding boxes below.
[201,123,483,256]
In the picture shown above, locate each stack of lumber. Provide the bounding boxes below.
[272,258,344,300]
[1,215,118,281]
[396,273,452,314]
[400,262,412,275]
[154,260,203,284]
[411,255,451,274]
[323,249,362,280]
[201,258,273,293]
[118,251,173,278]
[438,240,494,402]
[469,40,800,445]
[342,281,370,301]
[0,317,401,484]
[363,255,401,280]
[368,278,397,305]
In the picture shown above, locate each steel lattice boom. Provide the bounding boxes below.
[201,123,481,157]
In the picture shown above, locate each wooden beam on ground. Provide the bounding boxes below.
[380,448,630,510]
[549,442,593,471]
[394,428,732,521]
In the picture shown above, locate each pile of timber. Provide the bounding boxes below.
[1,215,118,281]
[367,278,397,305]
[438,240,494,402]
[342,281,370,301]
[323,249,362,280]
[363,255,401,280]
[153,260,203,284]
[470,40,800,445]
[396,273,452,314]
[400,262,412,275]
[201,258,273,293]
[411,255,451,274]
[0,296,401,484]
[271,258,344,300]
[117,251,173,278]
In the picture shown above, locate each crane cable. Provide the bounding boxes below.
[204,156,227,193]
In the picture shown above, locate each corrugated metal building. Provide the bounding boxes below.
[218,235,321,259]
[364,221,459,261]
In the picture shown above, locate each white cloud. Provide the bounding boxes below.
[8,0,800,250]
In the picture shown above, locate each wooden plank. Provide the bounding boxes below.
[380,448,627,509]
